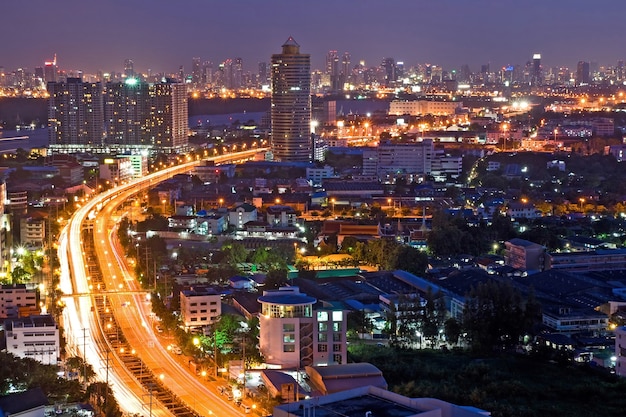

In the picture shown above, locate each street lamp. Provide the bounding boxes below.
[330,198,336,216]
[579,198,585,212]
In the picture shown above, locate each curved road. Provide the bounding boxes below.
[60,148,265,415]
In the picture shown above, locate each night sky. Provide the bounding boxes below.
[3,0,626,74]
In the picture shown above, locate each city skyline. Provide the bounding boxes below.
[3,0,626,74]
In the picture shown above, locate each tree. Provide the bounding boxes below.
[462,280,533,353]
[221,241,248,266]
[444,317,462,345]
[264,268,288,289]
[65,356,96,383]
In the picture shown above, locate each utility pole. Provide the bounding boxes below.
[81,328,88,385]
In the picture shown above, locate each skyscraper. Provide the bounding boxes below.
[271,37,311,162]
[44,54,57,83]
[531,53,542,86]
[576,61,590,85]
[191,57,201,86]
[381,57,396,87]
[48,78,104,152]
[124,59,134,78]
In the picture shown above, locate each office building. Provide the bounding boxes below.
[124,59,134,78]
[362,140,434,180]
[0,284,38,318]
[271,37,311,162]
[577,61,590,85]
[44,55,57,83]
[47,78,104,152]
[180,286,221,330]
[258,287,347,369]
[5,315,59,365]
[531,53,542,86]
[504,238,547,272]
[389,99,463,116]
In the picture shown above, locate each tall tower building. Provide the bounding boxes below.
[381,58,396,87]
[271,37,311,162]
[124,59,134,78]
[192,57,201,86]
[47,78,104,152]
[44,54,57,83]
[576,61,590,85]
[531,53,542,86]
[104,78,188,153]
[258,62,268,87]
[325,50,340,92]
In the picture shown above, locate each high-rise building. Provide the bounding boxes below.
[124,59,134,78]
[47,78,104,151]
[104,78,188,153]
[271,37,311,162]
[44,54,57,83]
[381,57,396,87]
[192,57,201,86]
[341,52,351,88]
[577,61,590,85]
[326,50,340,91]
[531,53,542,86]
[258,62,268,87]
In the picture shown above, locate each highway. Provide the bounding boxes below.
[59,148,265,415]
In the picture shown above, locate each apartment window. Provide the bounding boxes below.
[333,344,342,352]
[191,318,197,322]
[283,324,295,332]
[333,322,341,332]
[210,309,217,313]
[317,311,328,321]
[200,310,207,313]
[283,344,295,352]
[333,333,342,342]
[332,311,342,321]
[283,334,295,343]
[210,301,217,305]
[318,333,327,343]
[333,354,342,364]
[200,302,207,306]
[318,323,328,332]
[318,344,328,352]
[191,303,197,306]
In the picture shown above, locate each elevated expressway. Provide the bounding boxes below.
[59,148,265,416]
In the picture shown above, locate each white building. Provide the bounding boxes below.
[99,157,133,184]
[0,284,39,318]
[20,217,46,248]
[266,205,297,228]
[389,99,463,116]
[228,203,258,230]
[306,165,334,186]
[180,286,221,330]
[431,151,462,182]
[258,287,347,369]
[5,315,59,365]
[362,140,434,180]
[126,153,149,178]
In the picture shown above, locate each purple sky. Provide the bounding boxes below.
[2,0,626,74]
